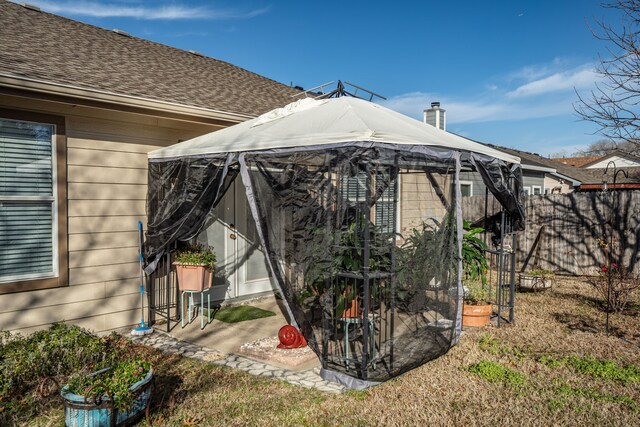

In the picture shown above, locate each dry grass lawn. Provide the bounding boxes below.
[26,277,640,426]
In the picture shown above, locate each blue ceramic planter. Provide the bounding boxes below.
[61,367,153,427]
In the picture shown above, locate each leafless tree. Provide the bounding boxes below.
[575,138,639,156]
[574,1,640,155]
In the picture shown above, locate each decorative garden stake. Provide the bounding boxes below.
[602,161,629,334]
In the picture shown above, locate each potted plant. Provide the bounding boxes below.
[461,282,492,327]
[174,244,216,291]
[61,359,153,427]
[519,269,554,291]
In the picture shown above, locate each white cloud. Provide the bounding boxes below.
[381,60,601,125]
[381,91,572,124]
[507,67,599,98]
[28,1,270,20]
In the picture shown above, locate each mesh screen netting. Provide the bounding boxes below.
[240,145,461,384]
[145,143,524,387]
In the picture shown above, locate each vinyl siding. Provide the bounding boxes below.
[0,95,220,332]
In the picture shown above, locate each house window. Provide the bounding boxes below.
[340,167,398,234]
[0,111,67,294]
[460,180,473,197]
[532,185,542,195]
[523,187,531,196]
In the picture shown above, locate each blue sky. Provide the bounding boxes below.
[26,0,620,156]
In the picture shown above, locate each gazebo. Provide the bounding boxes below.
[144,94,525,389]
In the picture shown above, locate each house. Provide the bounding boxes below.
[0,0,303,333]
[488,147,585,194]
[421,103,581,195]
[553,150,640,169]
[496,148,640,192]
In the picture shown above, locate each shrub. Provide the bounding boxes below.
[0,323,118,401]
[588,263,639,312]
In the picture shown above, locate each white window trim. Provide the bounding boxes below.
[0,118,58,283]
[532,185,542,195]
[523,186,531,195]
[459,180,473,197]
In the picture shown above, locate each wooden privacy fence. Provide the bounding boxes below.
[462,191,640,276]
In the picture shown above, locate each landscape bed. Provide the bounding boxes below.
[1,277,638,426]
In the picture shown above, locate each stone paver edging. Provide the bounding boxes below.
[129,329,345,394]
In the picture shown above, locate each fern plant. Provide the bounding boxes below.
[462,220,488,285]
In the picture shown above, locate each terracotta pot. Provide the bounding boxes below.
[174,263,212,291]
[462,303,492,327]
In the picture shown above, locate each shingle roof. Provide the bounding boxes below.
[0,0,302,117]
[491,146,640,184]
[551,155,603,168]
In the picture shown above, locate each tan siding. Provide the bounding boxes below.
[67,137,168,153]
[69,232,139,251]
[68,183,146,200]
[68,146,149,168]
[69,200,146,217]
[400,172,446,233]
[69,216,145,234]
[0,95,223,332]
[0,293,139,331]
[68,165,147,184]
[69,263,139,286]
[0,278,139,314]
[69,247,139,268]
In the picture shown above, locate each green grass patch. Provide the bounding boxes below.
[547,384,639,412]
[467,360,525,388]
[212,305,276,323]
[538,355,640,385]
[478,333,526,361]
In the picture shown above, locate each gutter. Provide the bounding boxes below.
[521,164,556,173]
[551,172,582,187]
[580,183,640,190]
[0,73,255,124]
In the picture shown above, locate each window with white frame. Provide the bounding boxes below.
[460,180,473,197]
[523,186,531,196]
[0,118,57,283]
[532,185,542,195]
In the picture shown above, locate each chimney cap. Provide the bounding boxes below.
[431,101,441,108]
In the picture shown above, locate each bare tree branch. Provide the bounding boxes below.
[575,0,640,155]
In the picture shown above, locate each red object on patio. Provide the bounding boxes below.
[277,325,307,349]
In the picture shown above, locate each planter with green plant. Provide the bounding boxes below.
[61,359,153,427]
[174,244,216,291]
[461,282,492,327]
[519,269,554,291]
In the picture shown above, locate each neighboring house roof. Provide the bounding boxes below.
[0,0,302,119]
[492,146,640,189]
[580,151,640,168]
[551,155,603,168]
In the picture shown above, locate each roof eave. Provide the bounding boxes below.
[0,73,255,124]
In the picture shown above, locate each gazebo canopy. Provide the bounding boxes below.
[144,95,525,389]
[149,96,520,163]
